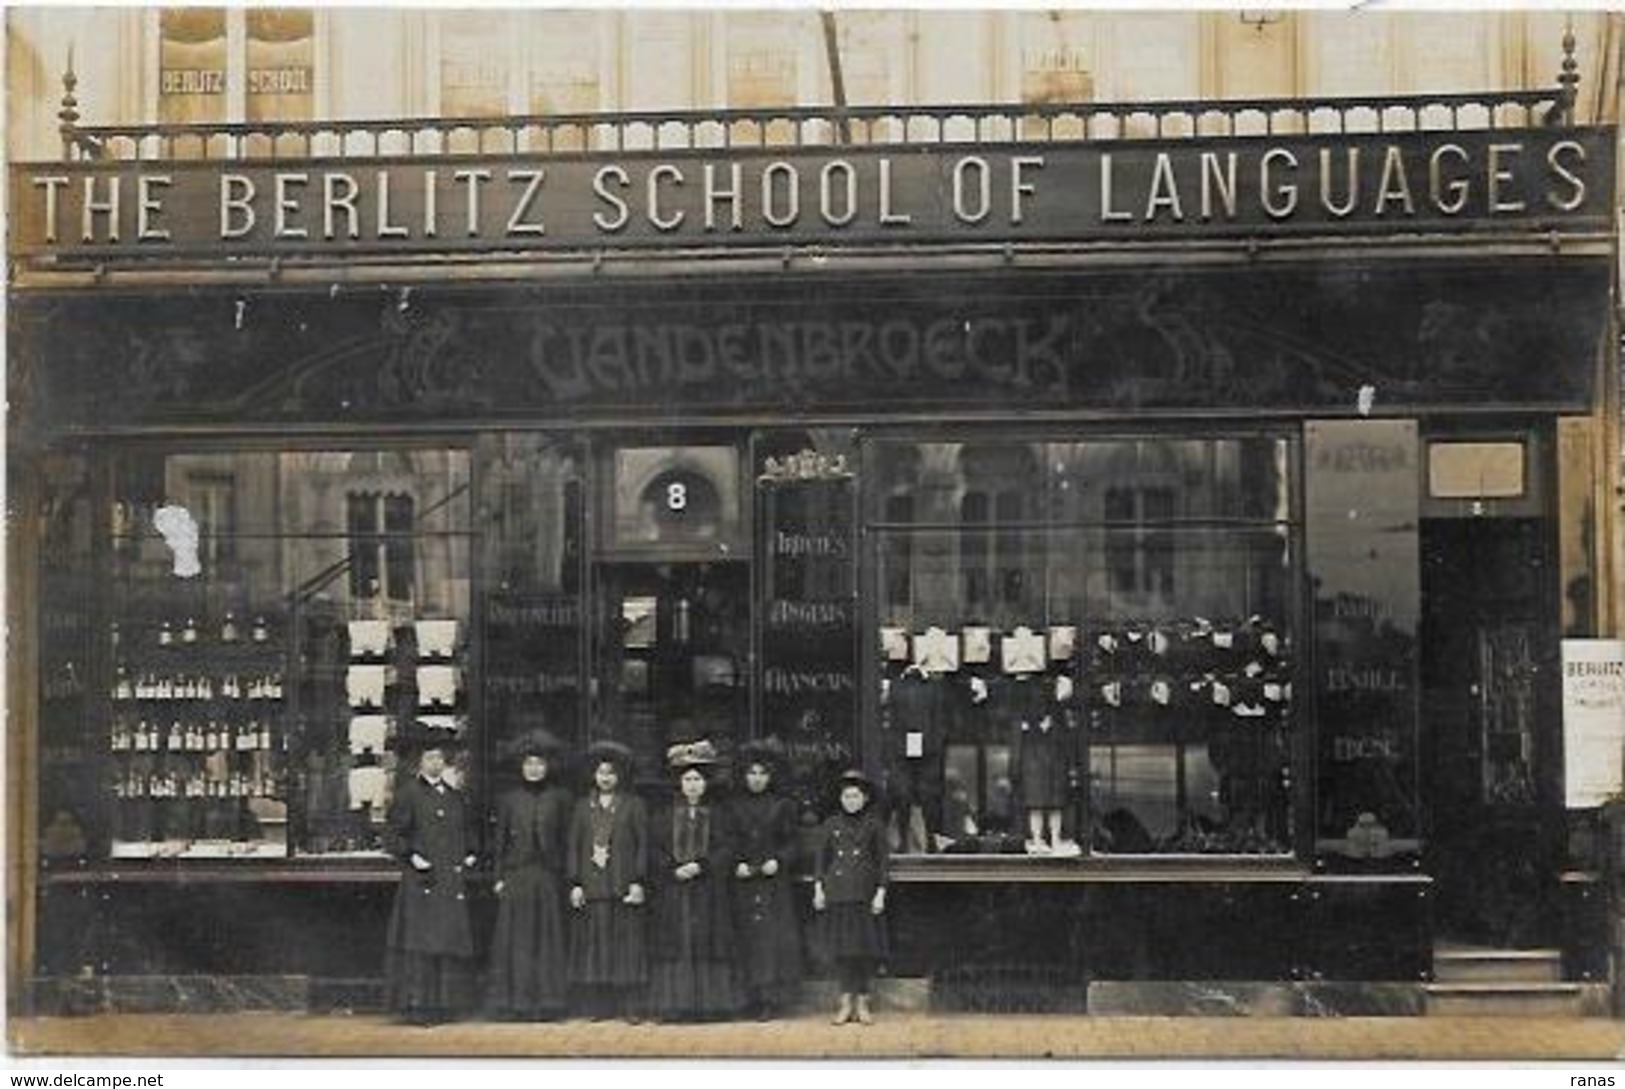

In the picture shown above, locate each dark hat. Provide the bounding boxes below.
[737,737,787,773]
[584,738,636,773]
[389,718,468,758]
[500,727,564,763]
[666,738,723,771]
[835,768,875,796]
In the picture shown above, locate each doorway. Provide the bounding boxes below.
[1421,518,1556,946]
[592,561,750,781]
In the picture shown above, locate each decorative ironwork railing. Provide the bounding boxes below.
[59,88,1577,163]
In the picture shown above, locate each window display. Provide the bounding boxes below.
[870,435,1296,857]
[98,447,472,860]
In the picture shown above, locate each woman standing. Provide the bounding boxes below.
[648,740,742,1022]
[724,739,804,1019]
[813,769,889,1026]
[383,723,477,1026]
[566,739,649,1020]
[485,727,572,1021]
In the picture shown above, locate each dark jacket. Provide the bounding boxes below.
[814,810,889,904]
[385,774,476,957]
[566,792,649,900]
[725,792,800,871]
[650,800,737,962]
[492,781,571,883]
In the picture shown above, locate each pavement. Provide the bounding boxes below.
[8,1012,1625,1061]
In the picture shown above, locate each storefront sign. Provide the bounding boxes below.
[1306,419,1423,858]
[11,128,1612,260]
[1562,639,1625,807]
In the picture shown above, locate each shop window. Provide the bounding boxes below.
[98,447,471,862]
[868,435,1294,858]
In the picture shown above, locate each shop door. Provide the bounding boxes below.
[1421,519,1556,946]
[593,561,749,779]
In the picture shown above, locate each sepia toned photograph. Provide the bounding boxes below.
[4,4,1625,1063]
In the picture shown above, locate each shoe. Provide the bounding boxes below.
[1024,839,1050,856]
[854,996,874,1025]
[1051,839,1082,858]
[831,994,853,1025]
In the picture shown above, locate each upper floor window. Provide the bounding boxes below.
[157,8,316,127]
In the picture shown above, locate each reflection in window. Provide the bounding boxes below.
[868,436,1295,857]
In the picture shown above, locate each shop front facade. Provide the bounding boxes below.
[7,77,1621,1013]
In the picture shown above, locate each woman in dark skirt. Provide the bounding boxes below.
[813,768,889,1026]
[485,727,571,1020]
[566,739,648,1020]
[647,741,742,1021]
[724,739,804,1020]
[384,723,477,1026]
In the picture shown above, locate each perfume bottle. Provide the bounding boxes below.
[251,616,269,644]
[158,621,173,648]
[221,613,239,644]
[181,618,198,645]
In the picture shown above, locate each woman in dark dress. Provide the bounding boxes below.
[813,768,889,1026]
[724,739,804,1020]
[648,740,743,1022]
[485,727,571,1020]
[566,739,648,1020]
[384,723,477,1026]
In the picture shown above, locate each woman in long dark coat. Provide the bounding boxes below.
[485,727,571,1020]
[648,740,742,1022]
[813,768,890,1026]
[384,724,477,1026]
[724,739,804,1019]
[566,739,648,1020]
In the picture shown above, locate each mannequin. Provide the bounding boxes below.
[996,627,1079,857]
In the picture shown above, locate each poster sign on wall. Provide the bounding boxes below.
[1562,639,1625,807]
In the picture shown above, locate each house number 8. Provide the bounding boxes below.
[666,482,688,512]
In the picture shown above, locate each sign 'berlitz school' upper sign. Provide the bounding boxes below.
[11,127,1613,260]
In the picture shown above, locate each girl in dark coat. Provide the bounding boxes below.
[566,739,648,1020]
[485,727,572,1020]
[725,740,804,1019]
[384,724,477,1026]
[813,768,889,1026]
[648,740,743,1021]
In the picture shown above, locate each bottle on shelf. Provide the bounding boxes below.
[158,621,173,648]
[221,613,239,644]
[181,618,198,645]
[113,668,132,701]
[251,616,269,644]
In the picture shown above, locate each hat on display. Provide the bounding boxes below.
[666,738,723,771]
[501,727,564,763]
[585,739,636,773]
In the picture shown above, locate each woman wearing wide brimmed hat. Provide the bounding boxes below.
[566,738,649,1020]
[812,768,890,1026]
[723,737,804,1020]
[383,721,476,1026]
[484,726,571,1021]
[647,739,744,1022]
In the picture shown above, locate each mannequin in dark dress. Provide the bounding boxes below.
[485,728,571,1020]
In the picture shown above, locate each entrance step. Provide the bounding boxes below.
[1432,945,1562,984]
[1423,982,1600,1018]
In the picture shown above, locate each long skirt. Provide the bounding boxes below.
[649,881,741,1019]
[732,877,803,991]
[387,949,473,1015]
[486,868,569,1016]
[570,900,648,986]
[821,902,887,962]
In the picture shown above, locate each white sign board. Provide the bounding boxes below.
[1562,639,1625,807]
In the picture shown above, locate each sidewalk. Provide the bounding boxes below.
[9,1012,1625,1061]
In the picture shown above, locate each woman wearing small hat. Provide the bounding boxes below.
[566,739,649,1020]
[485,726,572,1021]
[383,721,477,1026]
[724,738,804,1020]
[813,768,890,1026]
[647,739,743,1021]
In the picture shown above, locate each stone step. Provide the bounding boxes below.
[1423,982,1605,1019]
[1432,947,1563,984]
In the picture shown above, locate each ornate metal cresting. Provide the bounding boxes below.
[48,40,1582,164]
